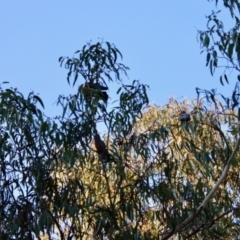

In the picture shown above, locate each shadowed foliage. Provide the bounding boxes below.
[1,2,240,238]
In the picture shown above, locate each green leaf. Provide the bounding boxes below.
[5,88,16,94]
[204,34,210,47]
[111,48,117,63]
[206,52,211,66]
[62,104,68,118]
[220,75,224,86]
[117,87,122,94]
[106,41,111,53]
[67,71,72,85]
[224,74,229,84]
[73,72,78,86]
[213,50,217,58]
[114,47,123,59]
[232,30,238,42]
[227,43,234,59]
[213,58,218,67]
[104,72,113,81]
[40,121,49,133]
[210,59,214,75]
[33,95,45,109]
[107,52,114,69]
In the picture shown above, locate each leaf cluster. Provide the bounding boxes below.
[1,36,240,240]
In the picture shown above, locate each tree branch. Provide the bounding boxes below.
[161,136,240,240]
[184,206,238,239]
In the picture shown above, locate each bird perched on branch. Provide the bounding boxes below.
[79,82,109,102]
[94,133,110,162]
[179,111,191,122]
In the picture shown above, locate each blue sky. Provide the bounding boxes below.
[0,1,235,117]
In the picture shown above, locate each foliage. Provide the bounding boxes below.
[199,1,240,95]
[0,39,240,240]
[2,2,240,238]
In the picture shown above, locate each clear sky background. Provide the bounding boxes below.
[0,1,236,118]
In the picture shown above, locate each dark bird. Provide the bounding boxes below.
[179,111,191,122]
[86,82,108,91]
[79,82,109,102]
[94,133,110,162]
[98,91,109,102]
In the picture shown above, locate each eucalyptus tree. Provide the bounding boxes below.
[1,1,240,239]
